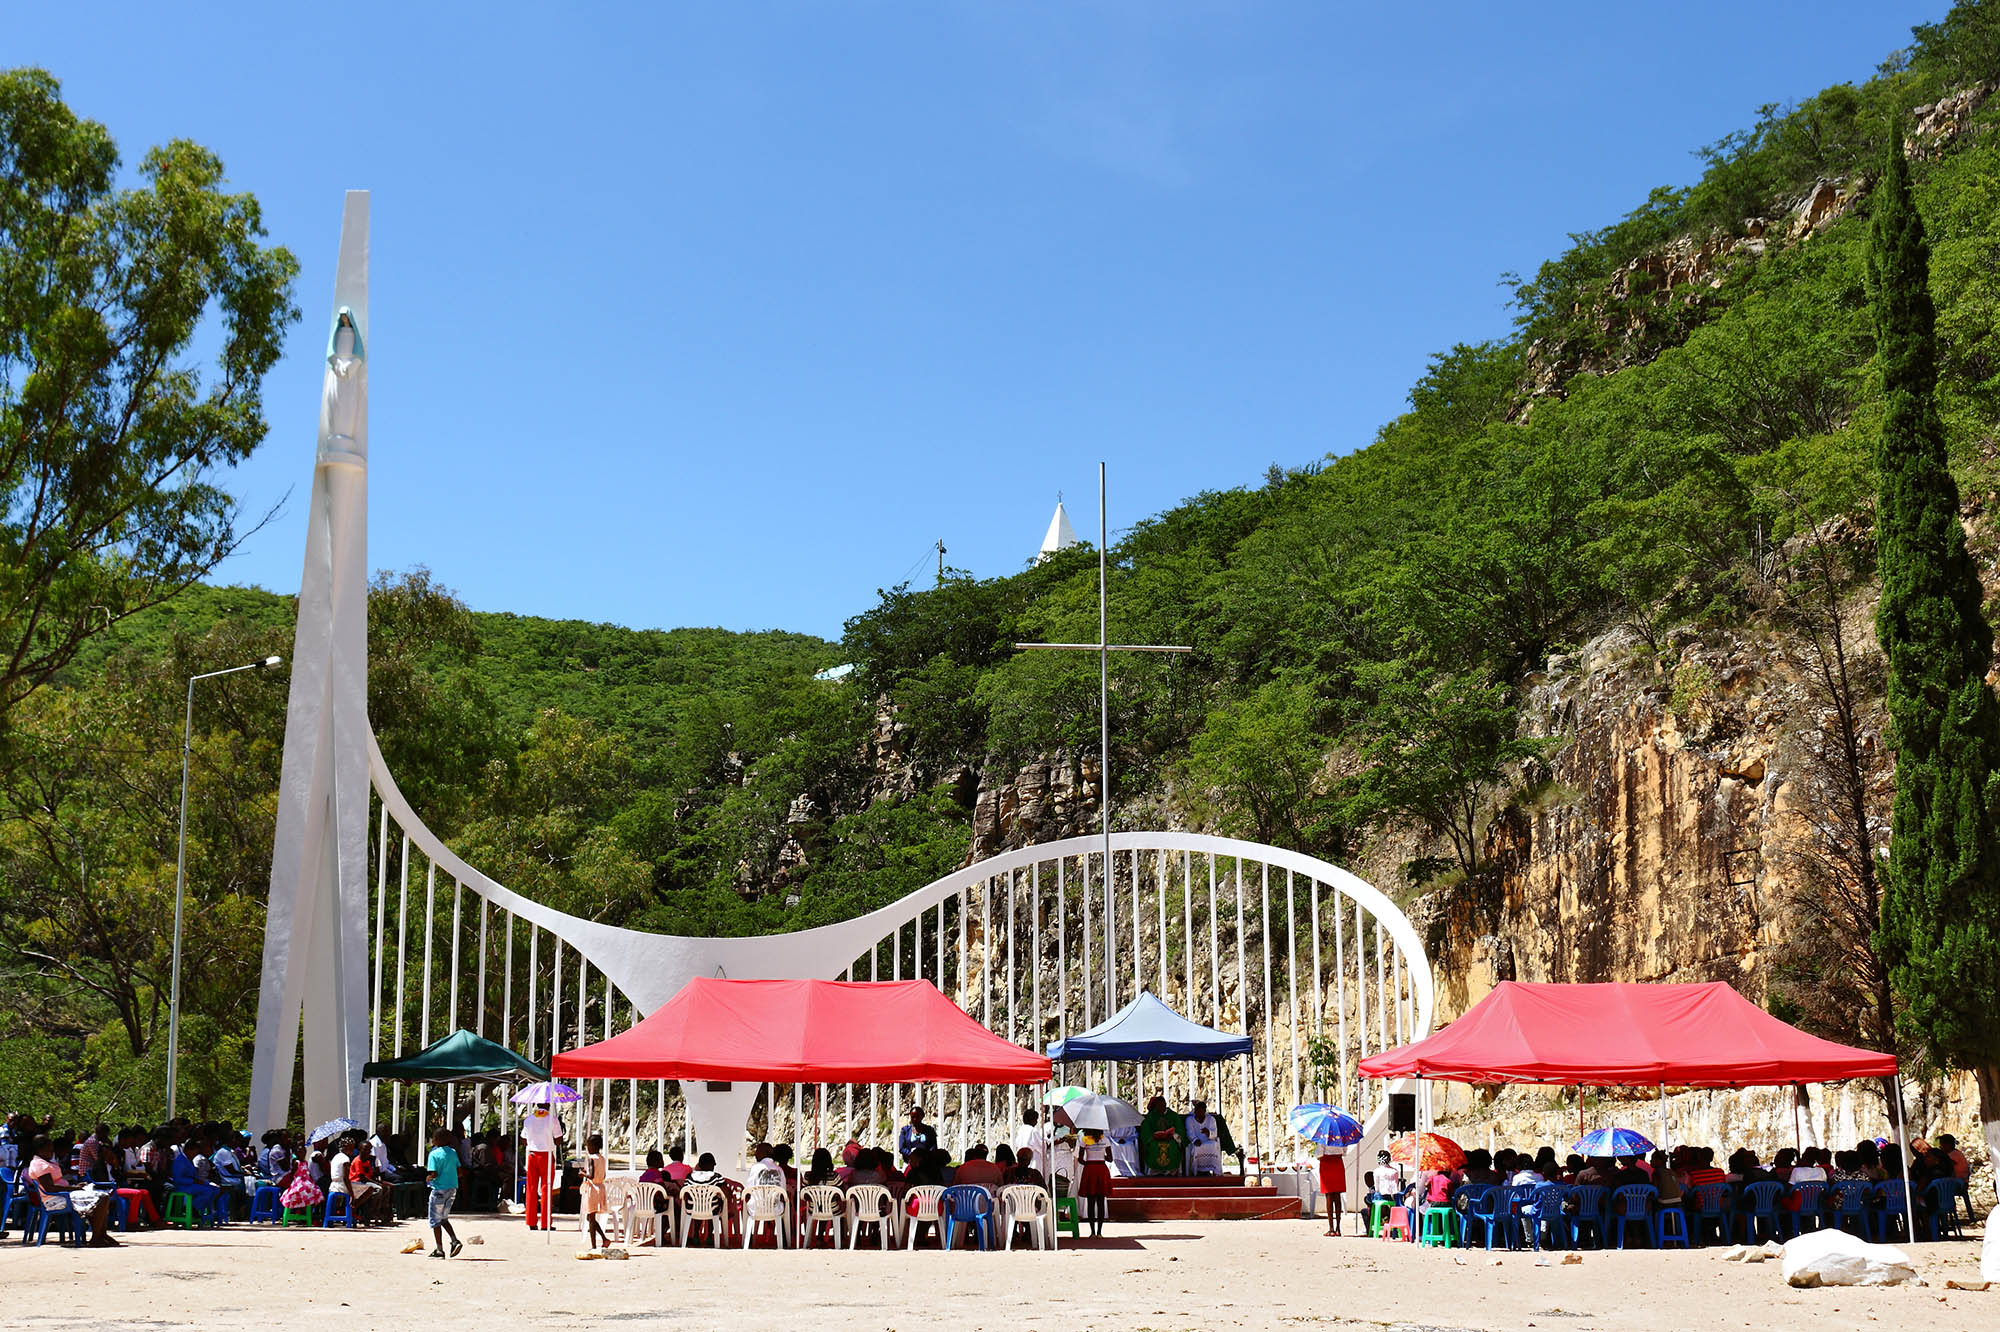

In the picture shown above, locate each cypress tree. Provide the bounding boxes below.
[1869,126,2000,1140]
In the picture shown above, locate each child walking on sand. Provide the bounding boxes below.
[426,1128,462,1259]
[582,1133,610,1249]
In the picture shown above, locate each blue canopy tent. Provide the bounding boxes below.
[1047,991,1252,1062]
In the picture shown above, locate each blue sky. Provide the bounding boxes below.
[15,1,1948,640]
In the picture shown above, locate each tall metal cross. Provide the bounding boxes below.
[1015,461,1191,1022]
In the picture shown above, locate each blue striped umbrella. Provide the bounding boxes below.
[1574,1126,1654,1158]
[509,1080,581,1106]
[1288,1103,1364,1149]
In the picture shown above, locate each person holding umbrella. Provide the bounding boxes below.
[1288,1105,1363,1238]
[521,1104,561,1229]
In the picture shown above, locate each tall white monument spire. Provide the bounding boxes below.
[1038,495,1078,562]
[248,191,375,1133]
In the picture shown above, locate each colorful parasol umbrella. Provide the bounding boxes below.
[1288,1103,1364,1149]
[1387,1132,1466,1173]
[307,1117,363,1144]
[509,1080,580,1105]
[1574,1126,1654,1158]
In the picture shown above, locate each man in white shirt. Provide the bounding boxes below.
[1012,1110,1045,1175]
[521,1105,563,1230]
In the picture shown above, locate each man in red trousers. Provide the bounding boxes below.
[521,1104,563,1229]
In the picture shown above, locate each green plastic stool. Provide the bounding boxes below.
[1418,1205,1457,1248]
[1054,1194,1080,1240]
[165,1192,202,1229]
[1367,1198,1392,1237]
[281,1205,313,1227]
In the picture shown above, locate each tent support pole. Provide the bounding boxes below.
[1892,1074,1915,1244]
[1658,1081,1666,1151]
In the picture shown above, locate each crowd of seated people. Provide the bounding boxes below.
[1,1110,523,1241]
[1358,1135,1977,1248]
[590,1125,1057,1247]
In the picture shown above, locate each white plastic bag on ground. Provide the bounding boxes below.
[1983,1208,2000,1284]
[1781,1229,1919,1288]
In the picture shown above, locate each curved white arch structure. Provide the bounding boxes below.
[250,195,1433,1186]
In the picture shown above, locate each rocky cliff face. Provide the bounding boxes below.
[1406,622,1852,1018]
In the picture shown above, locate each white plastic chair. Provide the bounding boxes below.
[743,1185,792,1249]
[679,1183,727,1248]
[845,1185,895,1250]
[600,1178,631,1244]
[626,1182,670,1247]
[901,1185,946,1249]
[799,1184,845,1249]
[999,1185,1053,1250]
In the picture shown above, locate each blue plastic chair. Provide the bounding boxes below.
[1525,1183,1569,1251]
[1610,1184,1656,1249]
[1,1170,34,1240]
[1924,1177,1969,1240]
[939,1186,994,1252]
[1501,1184,1539,1249]
[1786,1182,1826,1236]
[1459,1185,1505,1250]
[1830,1181,1872,1237]
[1737,1181,1786,1244]
[248,1185,282,1225]
[1654,1198,1689,1249]
[1689,1183,1731,1246]
[1873,1179,1911,1244]
[322,1190,356,1229]
[1568,1186,1606,1250]
[31,1190,82,1246]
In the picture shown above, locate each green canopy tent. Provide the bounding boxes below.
[363,1029,549,1211]
[362,1028,549,1084]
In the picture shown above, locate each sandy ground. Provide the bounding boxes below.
[5,1213,1997,1332]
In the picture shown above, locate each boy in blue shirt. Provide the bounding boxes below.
[426,1129,462,1258]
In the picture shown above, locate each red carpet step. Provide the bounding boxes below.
[1105,1175,1303,1222]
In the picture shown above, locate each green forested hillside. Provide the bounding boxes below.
[5,3,2000,1121]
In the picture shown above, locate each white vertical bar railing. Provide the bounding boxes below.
[1006,868,1017,1130]
[370,802,388,1128]
[601,971,613,1149]
[1031,862,1042,1094]
[1376,921,1388,1055]
[1309,878,1322,1099]
[1233,860,1248,1155]
[392,834,410,1134]
[1333,895,1348,1115]
[1286,867,1301,1117]
[1056,858,1067,1050]
[981,877,993,1145]
[1354,901,1368,1118]
[475,895,488,1130]
[419,858,436,1145]
[1259,860,1273,1152]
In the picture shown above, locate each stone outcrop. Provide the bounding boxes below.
[965,752,1097,863]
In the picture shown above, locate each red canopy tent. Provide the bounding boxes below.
[551,977,1052,1084]
[1357,981,1912,1220]
[1356,980,1897,1087]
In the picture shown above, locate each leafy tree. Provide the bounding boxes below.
[0,70,298,736]
[1341,665,1548,880]
[1867,129,2000,1147]
[1180,677,1340,853]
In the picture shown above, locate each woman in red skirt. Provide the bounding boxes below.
[1320,1146,1348,1236]
[1076,1129,1113,1238]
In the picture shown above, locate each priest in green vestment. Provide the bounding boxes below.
[1139,1096,1186,1175]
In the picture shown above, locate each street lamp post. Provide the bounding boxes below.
[166,655,283,1119]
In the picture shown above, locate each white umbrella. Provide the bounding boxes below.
[1043,1089,1140,1133]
